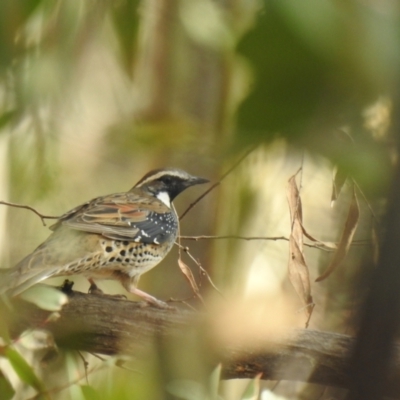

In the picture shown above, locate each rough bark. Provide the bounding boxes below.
[3,289,400,399]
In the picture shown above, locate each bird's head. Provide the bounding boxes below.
[133,168,209,207]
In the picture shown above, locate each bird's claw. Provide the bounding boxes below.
[88,283,127,299]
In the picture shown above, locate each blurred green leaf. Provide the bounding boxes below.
[0,0,43,70]
[236,0,389,140]
[240,374,261,400]
[111,0,140,78]
[5,347,45,392]
[20,285,68,311]
[81,385,102,400]
[0,370,15,400]
[9,126,60,201]
[236,1,327,137]
[0,110,15,131]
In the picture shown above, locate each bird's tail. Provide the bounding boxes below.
[0,251,60,297]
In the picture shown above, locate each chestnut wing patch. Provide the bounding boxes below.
[60,197,177,244]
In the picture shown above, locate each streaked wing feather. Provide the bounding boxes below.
[60,193,177,244]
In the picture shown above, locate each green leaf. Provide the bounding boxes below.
[81,385,102,400]
[240,374,261,400]
[111,0,140,78]
[0,370,15,400]
[20,285,68,311]
[0,110,15,131]
[5,347,45,392]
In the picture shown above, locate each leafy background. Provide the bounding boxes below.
[0,0,399,399]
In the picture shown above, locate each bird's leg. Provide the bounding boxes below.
[128,286,173,309]
[88,278,104,295]
[88,278,126,299]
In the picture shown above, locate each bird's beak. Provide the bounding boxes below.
[189,176,209,186]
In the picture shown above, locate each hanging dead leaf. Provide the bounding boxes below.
[287,175,304,250]
[287,174,314,324]
[301,223,338,250]
[331,167,347,206]
[288,174,337,250]
[288,235,314,324]
[287,175,303,225]
[178,258,204,303]
[316,187,359,282]
[371,225,379,265]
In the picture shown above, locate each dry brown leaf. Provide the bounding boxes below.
[287,175,304,250]
[178,258,204,302]
[287,175,314,324]
[316,187,359,282]
[301,222,338,250]
[288,235,314,324]
[287,175,303,226]
[331,167,347,206]
[288,174,336,251]
[372,225,379,265]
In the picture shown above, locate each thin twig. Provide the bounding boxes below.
[353,178,378,223]
[77,351,90,385]
[175,242,225,298]
[175,204,205,305]
[179,146,256,220]
[88,352,106,362]
[0,201,58,226]
[179,235,371,250]
[26,361,108,400]
[167,297,199,311]
[180,235,289,242]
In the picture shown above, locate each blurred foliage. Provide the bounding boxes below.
[236,0,398,192]
[0,0,399,399]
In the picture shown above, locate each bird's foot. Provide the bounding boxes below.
[88,283,127,299]
[129,287,175,309]
[140,298,175,310]
[88,282,103,295]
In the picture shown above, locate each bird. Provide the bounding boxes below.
[0,168,209,307]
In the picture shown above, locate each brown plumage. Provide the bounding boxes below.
[0,168,208,306]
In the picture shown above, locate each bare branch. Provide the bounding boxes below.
[0,201,58,226]
[179,235,370,251]
[4,291,400,399]
[180,235,289,242]
[175,242,224,298]
[179,146,256,220]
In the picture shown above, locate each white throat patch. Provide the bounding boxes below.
[156,191,171,208]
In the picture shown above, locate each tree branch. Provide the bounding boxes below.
[0,201,58,226]
[3,290,400,398]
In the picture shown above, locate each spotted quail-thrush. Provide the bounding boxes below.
[0,168,208,306]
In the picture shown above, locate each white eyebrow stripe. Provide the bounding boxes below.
[135,170,187,187]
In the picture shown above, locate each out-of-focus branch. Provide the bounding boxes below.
[3,290,400,398]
